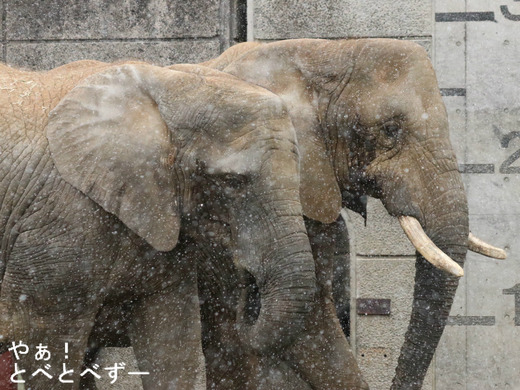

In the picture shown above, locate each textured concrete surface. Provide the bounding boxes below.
[252,0,432,39]
[434,23,466,89]
[349,198,415,257]
[2,0,231,71]
[6,40,221,70]
[434,0,465,13]
[6,0,220,40]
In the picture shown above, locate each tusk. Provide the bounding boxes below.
[399,216,464,277]
[468,233,507,260]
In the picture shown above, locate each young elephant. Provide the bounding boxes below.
[0,61,317,389]
[199,39,506,389]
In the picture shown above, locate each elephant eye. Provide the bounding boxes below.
[206,172,248,196]
[383,122,401,138]
[220,173,249,189]
[379,121,403,149]
[226,175,246,188]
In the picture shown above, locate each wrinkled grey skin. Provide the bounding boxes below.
[0,61,317,389]
[199,38,469,390]
[169,64,369,390]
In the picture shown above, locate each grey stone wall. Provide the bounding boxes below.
[0,0,244,70]
[250,0,432,39]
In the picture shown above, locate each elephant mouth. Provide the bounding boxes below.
[399,215,506,277]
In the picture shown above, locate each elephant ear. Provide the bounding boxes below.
[298,126,342,223]
[46,64,180,252]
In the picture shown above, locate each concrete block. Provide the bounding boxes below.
[355,258,415,348]
[355,258,414,389]
[466,214,518,319]
[434,23,466,88]
[465,20,520,179]
[466,22,520,113]
[466,1,502,13]
[356,347,396,390]
[464,173,520,217]
[466,325,520,389]
[435,326,467,389]
[5,40,221,70]
[357,347,434,390]
[463,13,520,214]
[252,0,432,40]
[347,198,415,257]
[6,0,220,40]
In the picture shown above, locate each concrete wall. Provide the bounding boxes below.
[249,0,432,40]
[3,1,519,389]
[0,0,244,69]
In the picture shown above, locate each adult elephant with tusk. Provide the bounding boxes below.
[196,38,507,389]
[0,61,317,389]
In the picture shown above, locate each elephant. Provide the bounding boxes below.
[191,38,507,389]
[0,60,318,389]
[167,63,370,390]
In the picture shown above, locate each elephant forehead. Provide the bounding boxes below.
[348,85,419,123]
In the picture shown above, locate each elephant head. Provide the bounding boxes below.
[44,63,316,355]
[203,39,506,389]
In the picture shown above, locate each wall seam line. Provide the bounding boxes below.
[2,1,6,61]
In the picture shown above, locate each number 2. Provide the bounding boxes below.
[496,127,520,173]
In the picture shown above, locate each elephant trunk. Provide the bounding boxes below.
[239,232,316,353]
[236,177,316,354]
[391,178,468,389]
